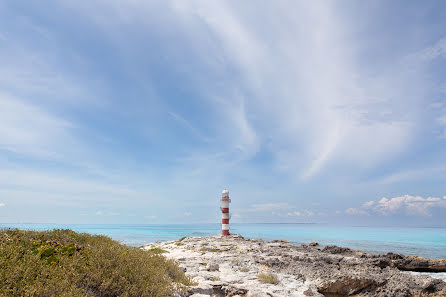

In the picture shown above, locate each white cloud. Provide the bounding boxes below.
[345,208,370,216]
[96,210,119,216]
[0,202,5,207]
[347,195,446,217]
[184,212,192,216]
[373,195,446,216]
[286,210,314,217]
[362,201,375,208]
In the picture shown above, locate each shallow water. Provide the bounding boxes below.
[1,223,445,259]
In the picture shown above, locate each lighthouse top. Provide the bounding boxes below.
[221,189,230,202]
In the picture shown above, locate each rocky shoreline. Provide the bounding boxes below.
[143,234,446,297]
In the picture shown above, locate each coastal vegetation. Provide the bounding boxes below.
[0,229,193,297]
[257,272,280,285]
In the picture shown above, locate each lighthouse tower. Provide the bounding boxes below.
[221,189,231,236]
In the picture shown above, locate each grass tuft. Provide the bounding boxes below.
[199,247,222,253]
[257,272,280,284]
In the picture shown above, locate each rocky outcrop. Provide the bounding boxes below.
[391,256,446,272]
[317,276,381,296]
[143,235,446,297]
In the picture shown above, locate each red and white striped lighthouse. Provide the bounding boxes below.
[221,189,231,236]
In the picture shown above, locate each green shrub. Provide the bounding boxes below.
[0,229,193,297]
[146,247,168,254]
[257,272,279,284]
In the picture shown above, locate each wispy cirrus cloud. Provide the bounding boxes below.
[1,1,446,225]
[168,1,423,179]
[0,94,76,158]
[410,36,446,62]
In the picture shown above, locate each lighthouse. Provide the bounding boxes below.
[221,189,231,236]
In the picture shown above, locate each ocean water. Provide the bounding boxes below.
[1,223,446,260]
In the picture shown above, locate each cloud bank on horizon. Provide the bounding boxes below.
[0,0,446,225]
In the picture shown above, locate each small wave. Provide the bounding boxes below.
[403,271,446,282]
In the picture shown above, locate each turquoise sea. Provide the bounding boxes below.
[1,223,446,260]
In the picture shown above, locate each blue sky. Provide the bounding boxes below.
[1,1,446,225]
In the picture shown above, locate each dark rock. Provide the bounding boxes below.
[261,257,288,269]
[322,245,353,255]
[393,256,446,272]
[318,277,380,296]
[371,258,391,268]
[385,252,404,260]
[188,284,213,295]
[272,240,289,243]
[421,279,444,294]
[206,263,219,271]
[224,285,248,296]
